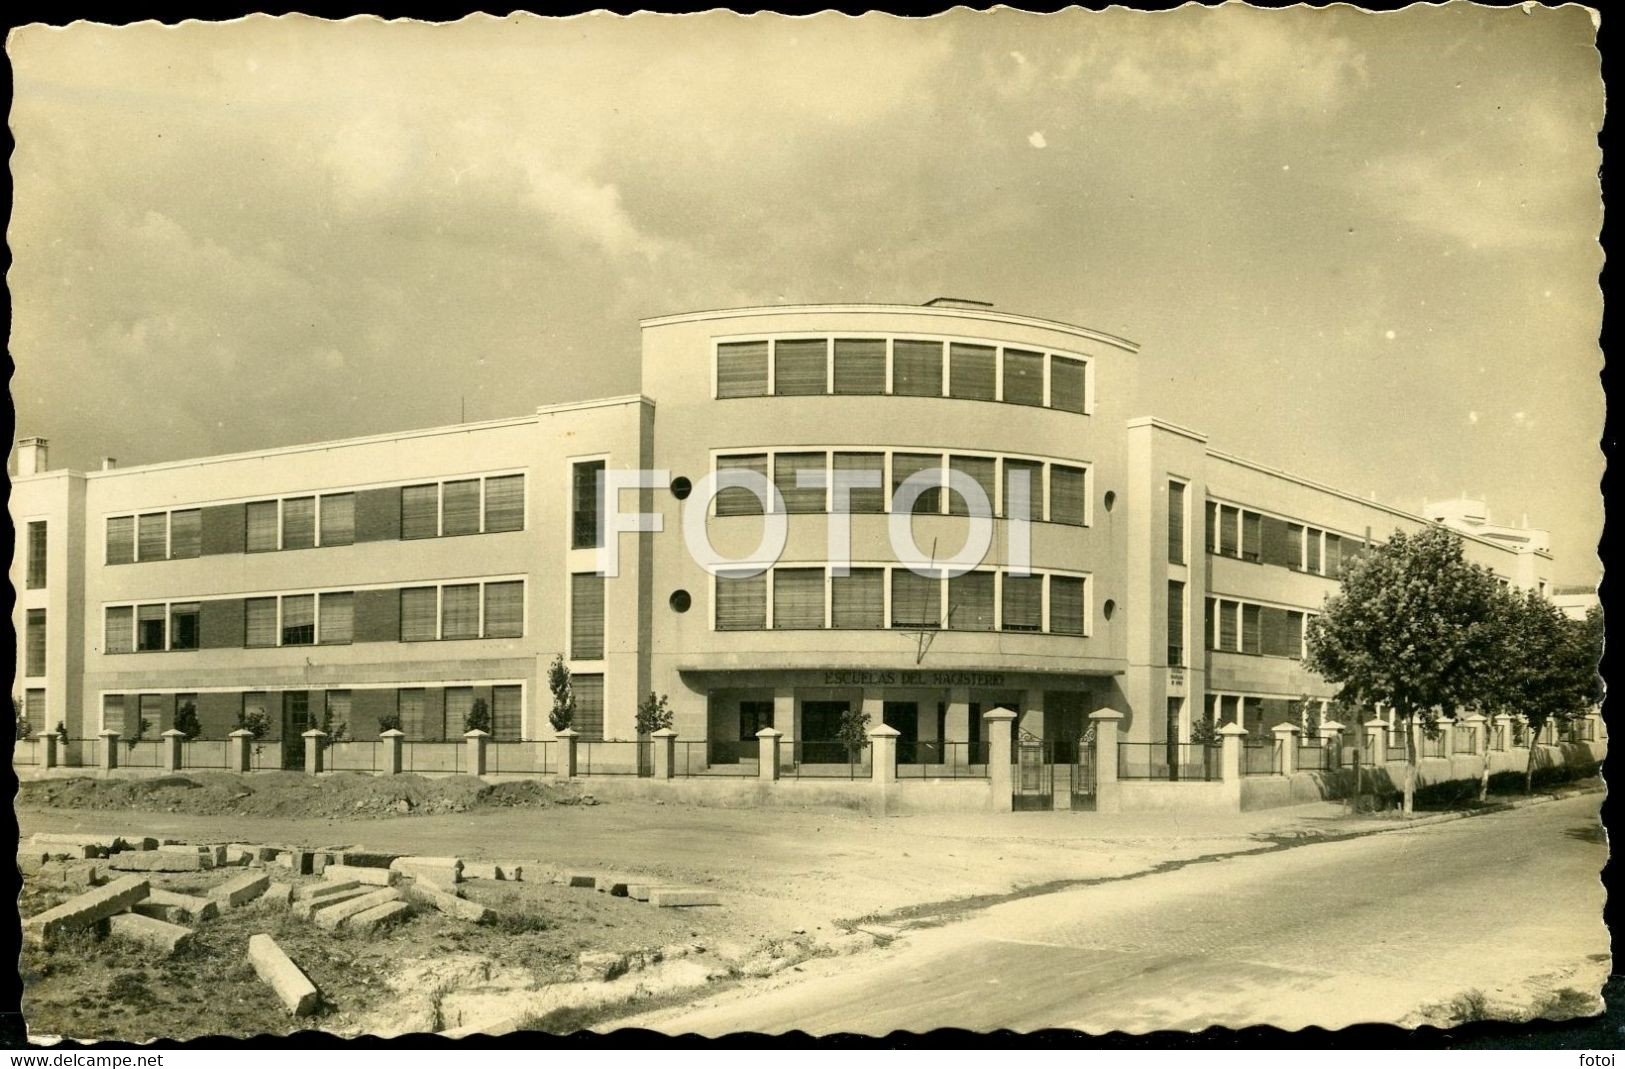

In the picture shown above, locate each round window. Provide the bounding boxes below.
[670,476,693,500]
[1103,599,1116,621]
[669,590,692,613]
[1103,490,1117,512]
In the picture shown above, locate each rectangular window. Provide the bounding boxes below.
[169,510,201,559]
[1306,528,1323,573]
[441,584,481,640]
[774,338,828,396]
[890,569,941,629]
[398,688,427,739]
[892,339,943,396]
[281,497,316,550]
[773,568,825,629]
[281,594,315,646]
[716,454,768,517]
[246,501,279,552]
[1002,573,1042,632]
[492,685,523,742]
[948,343,996,401]
[833,338,886,395]
[1168,481,1186,564]
[1167,581,1185,666]
[136,513,167,561]
[571,573,605,658]
[1287,523,1305,570]
[833,453,885,514]
[27,521,47,587]
[320,493,356,546]
[1218,506,1239,557]
[739,700,773,742]
[1205,597,1216,650]
[716,572,767,630]
[1050,356,1086,413]
[244,598,278,648]
[400,587,438,642]
[716,340,769,398]
[137,694,164,735]
[136,604,165,652]
[169,603,200,650]
[483,475,525,533]
[1243,696,1264,735]
[25,689,45,728]
[831,568,884,629]
[947,456,996,517]
[1050,576,1085,635]
[325,690,352,733]
[1241,603,1262,655]
[1050,466,1086,526]
[443,686,473,738]
[892,453,942,515]
[947,572,995,631]
[1003,459,1044,522]
[1241,510,1262,562]
[240,691,267,733]
[1205,501,1219,553]
[318,592,353,645]
[572,461,606,549]
[1002,348,1045,407]
[774,452,827,514]
[484,581,524,638]
[442,480,481,536]
[1324,534,1342,578]
[106,516,135,565]
[105,606,133,654]
[25,609,46,675]
[1287,610,1306,660]
[1219,600,1238,651]
[103,694,126,734]
[401,484,439,540]
[573,675,605,741]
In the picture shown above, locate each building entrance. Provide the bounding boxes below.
[281,691,310,770]
[801,699,852,764]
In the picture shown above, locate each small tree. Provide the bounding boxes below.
[319,702,348,745]
[14,696,29,742]
[464,696,492,735]
[376,710,403,734]
[836,708,871,762]
[54,721,68,745]
[635,692,674,736]
[174,699,202,741]
[236,705,270,740]
[547,654,575,732]
[1493,590,1598,793]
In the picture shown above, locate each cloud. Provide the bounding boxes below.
[1028,131,1048,149]
[1468,411,1480,424]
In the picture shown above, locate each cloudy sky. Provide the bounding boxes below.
[8,6,1604,583]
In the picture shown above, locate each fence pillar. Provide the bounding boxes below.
[229,728,254,773]
[555,729,579,778]
[36,731,58,770]
[756,727,782,782]
[1218,721,1247,781]
[984,706,1017,813]
[1440,717,1457,758]
[161,728,185,773]
[99,729,120,773]
[1460,712,1488,757]
[869,724,900,787]
[464,729,490,776]
[650,727,677,780]
[1365,718,1388,764]
[1088,708,1124,814]
[303,729,327,775]
[376,728,402,774]
[1272,722,1300,776]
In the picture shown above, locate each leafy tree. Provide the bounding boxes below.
[1306,526,1502,816]
[635,692,674,736]
[174,699,202,741]
[1578,603,1605,709]
[376,710,403,733]
[1190,716,1222,747]
[464,696,492,735]
[1493,590,1599,792]
[236,706,271,740]
[319,702,348,745]
[836,708,871,762]
[547,654,575,732]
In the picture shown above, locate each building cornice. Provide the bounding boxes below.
[1126,416,1208,444]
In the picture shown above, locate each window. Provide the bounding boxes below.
[1168,481,1186,564]
[1050,576,1086,635]
[1003,460,1044,521]
[573,675,605,741]
[947,456,996,517]
[484,582,524,638]
[1002,574,1042,632]
[833,453,885,513]
[571,573,605,658]
[318,593,353,644]
[1287,523,1305,570]
[774,339,828,396]
[1205,598,1216,649]
[170,510,201,558]
[1206,501,1219,553]
[245,598,278,648]
[1003,348,1044,407]
[282,497,316,550]
[401,484,439,540]
[1218,506,1238,556]
[716,454,768,517]
[25,689,45,729]
[246,501,279,552]
[25,609,46,675]
[492,685,523,741]
[774,452,827,514]
[716,572,767,630]
[106,516,135,565]
[572,461,605,549]
[1306,528,1323,573]
[831,568,884,629]
[103,695,126,734]
[1050,356,1086,413]
[1324,534,1342,578]
[833,339,886,395]
[1241,510,1262,562]
[27,521,47,588]
[326,690,352,734]
[241,691,267,732]
[170,603,200,650]
[281,595,315,646]
[441,584,480,640]
[891,569,941,629]
[948,572,995,631]
[892,453,942,515]
[400,588,438,642]
[1287,610,1306,660]
[320,493,356,546]
[716,341,769,398]
[136,605,165,652]
[483,475,525,533]
[1241,603,1261,655]
[441,686,473,738]
[1050,466,1086,526]
[773,568,825,629]
[948,343,996,401]
[1218,600,1238,651]
[138,694,164,735]
[398,689,427,739]
[740,700,773,741]
[138,513,167,561]
[1167,581,1185,666]
[105,606,133,654]
[442,480,481,536]
[893,339,943,396]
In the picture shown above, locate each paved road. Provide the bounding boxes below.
[630,796,1609,1036]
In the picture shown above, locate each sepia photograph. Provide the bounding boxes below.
[5,3,1609,1048]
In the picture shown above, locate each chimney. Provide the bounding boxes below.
[101,457,118,471]
[16,437,48,476]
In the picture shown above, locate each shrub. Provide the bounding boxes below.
[376,711,403,734]
[836,708,871,760]
[464,697,492,735]
[173,700,202,741]
[635,692,673,736]
[236,707,270,740]
[547,654,574,732]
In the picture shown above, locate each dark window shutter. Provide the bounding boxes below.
[1259,606,1293,657]
[833,339,886,395]
[1261,698,1296,731]
[947,572,995,631]
[1259,516,1291,567]
[352,588,401,643]
[948,343,996,401]
[199,599,246,649]
[354,488,402,543]
[1050,356,1086,413]
[200,504,246,555]
[1324,534,1343,578]
[350,688,394,738]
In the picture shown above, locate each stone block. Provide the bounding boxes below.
[109,851,205,873]
[292,887,372,920]
[415,877,464,899]
[31,838,98,860]
[68,863,108,890]
[338,850,400,869]
[212,871,271,907]
[261,882,294,908]
[324,864,395,887]
[406,882,491,924]
[347,900,410,935]
[24,876,150,942]
[604,877,637,897]
[225,845,263,866]
[647,889,721,908]
[108,913,193,957]
[132,889,219,924]
[567,873,597,889]
[17,851,50,873]
[460,861,498,881]
[313,888,402,930]
[389,856,463,885]
[248,933,320,1017]
[576,950,629,982]
[295,880,360,901]
[289,850,317,876]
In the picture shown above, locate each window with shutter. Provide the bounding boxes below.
[1286,610,1305,659]
[138,513,167,561]
[1324,534,1342,578]
[833,339,886,394]
[947,456,996,517]
[774,339,828,395]
[1050,466,1086,526]
[890,569,941,629]
[1003,460,1044,522]
[484,581,524,638]
[1205,597,1216,649]
[170,510,201,559]
[1218,506,1239,556]
[246,501,279,552]
[443,686,473,738]
[1167,581,1185,666]
[948,343,996,400]
[27,521,47,587]
[716,454,769,517]
[441,584,481,639]
[716,341,769,398]
[25,609,46,674]
[772,568,825,629]
[1206,501,1219,553]
[1241,511,1262,561]
[492,685,523,741]
[278,497,314,550]
[1241,603,1261,654]
[831,569,884,629]
[1286,523,1305,570]
[893,339,943,396]
[571,573,605,658]
[1002,348,1044,407]
[135,604,165,652]
[245,598,278,648]
[1050,356,1086,413]
[320,493,356,546]
[1306,528,1323,573]
[400,588,438,642]
[401,485,439,540]
[892,453,942,515]
[443,480,481,536]
[107,516,135,565]
[26,689,45,726]
[1219,600,1238,650]
[948,572,994,631]
[573,676,605,741]
[715,573,767,630]
[326,690,352,733]
[106,606,134,654]
[139,694,164,734]
[832,453,885,514]
[483,475,525,533]
[1168,481,1186,563]
[170,603,200,650]
[281,594,315,645]
[318,592,353,644]
[572,461,605,549]
[1002,574,1042,631]
[1049,576,1085,635]
[398,689,427,739]
[773,452,827,513]
[103,695,126,734]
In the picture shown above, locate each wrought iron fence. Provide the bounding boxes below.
[674,741,756,777]
[781,740,872,780]
[1118,742,1222,781]
[1388,730,1410,758]
[578,740,651,777]
[706,740,758,766]
[1452,726,1478,754]
[1421,732,1448,759]
[1242,739,1280,777]
[896,741,990,779]
[403,741,465,774]
[488,741,553,776]
[12,738,39,766]
[1489,726,1507,752]
[1296,737,1338,772]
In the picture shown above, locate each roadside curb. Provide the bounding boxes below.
[1329,783,1604,838]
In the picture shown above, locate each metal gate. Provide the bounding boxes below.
[1071,744,1097,811]
[1013,740,1053,811]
